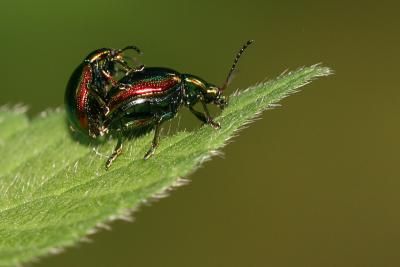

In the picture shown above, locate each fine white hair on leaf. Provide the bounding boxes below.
[0,103,29,113]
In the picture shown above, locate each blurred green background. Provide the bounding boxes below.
[1,0,399,266]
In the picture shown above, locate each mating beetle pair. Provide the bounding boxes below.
[65,45,144,138]
[65,40,253,169]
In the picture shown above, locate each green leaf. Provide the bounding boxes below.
[0,64,332,266]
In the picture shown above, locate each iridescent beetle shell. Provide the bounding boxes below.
[103,67,223,130]
[101,40,253,168]
[65,46,142,137]
[64,60,102,137]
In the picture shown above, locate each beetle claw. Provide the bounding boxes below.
[143,147,156,160]
[118,83,130,91]
[99,126,109,136]
[209,120,221,129]
[125,64,145,75]
[69,124,77,132]
[103,106,110,116]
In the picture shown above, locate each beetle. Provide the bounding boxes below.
[102,40,254,169]
[65,45,143,138]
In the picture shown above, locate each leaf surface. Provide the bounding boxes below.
[0,65,332,266]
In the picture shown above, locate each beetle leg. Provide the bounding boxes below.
[201,102,221,129]
[190,101,221,129]
[87,86,110,116]
[117,83,131,91]
[143,121,161,160]
[101,70,118,86]
[102,60,144,89]
[117,45,144,71]
[143,112,174,160]
[125,64,145,75]
[189,106,208,124]
[106,132,124,170]
[114,60,144,74]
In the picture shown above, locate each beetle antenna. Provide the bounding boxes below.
[120,45,143,55]
[220,40,254,92]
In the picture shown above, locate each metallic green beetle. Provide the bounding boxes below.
[102,40,253,168]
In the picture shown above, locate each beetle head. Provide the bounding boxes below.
[183,75,226,109]
[84,45,141,63]
[84,46,142,75]
[84,48,113,65]
[83,46,143,92]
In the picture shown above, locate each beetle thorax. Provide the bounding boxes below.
[182,74,224,108]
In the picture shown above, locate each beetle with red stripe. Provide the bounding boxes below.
[64,45,143,137]
[102,40,254,169]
